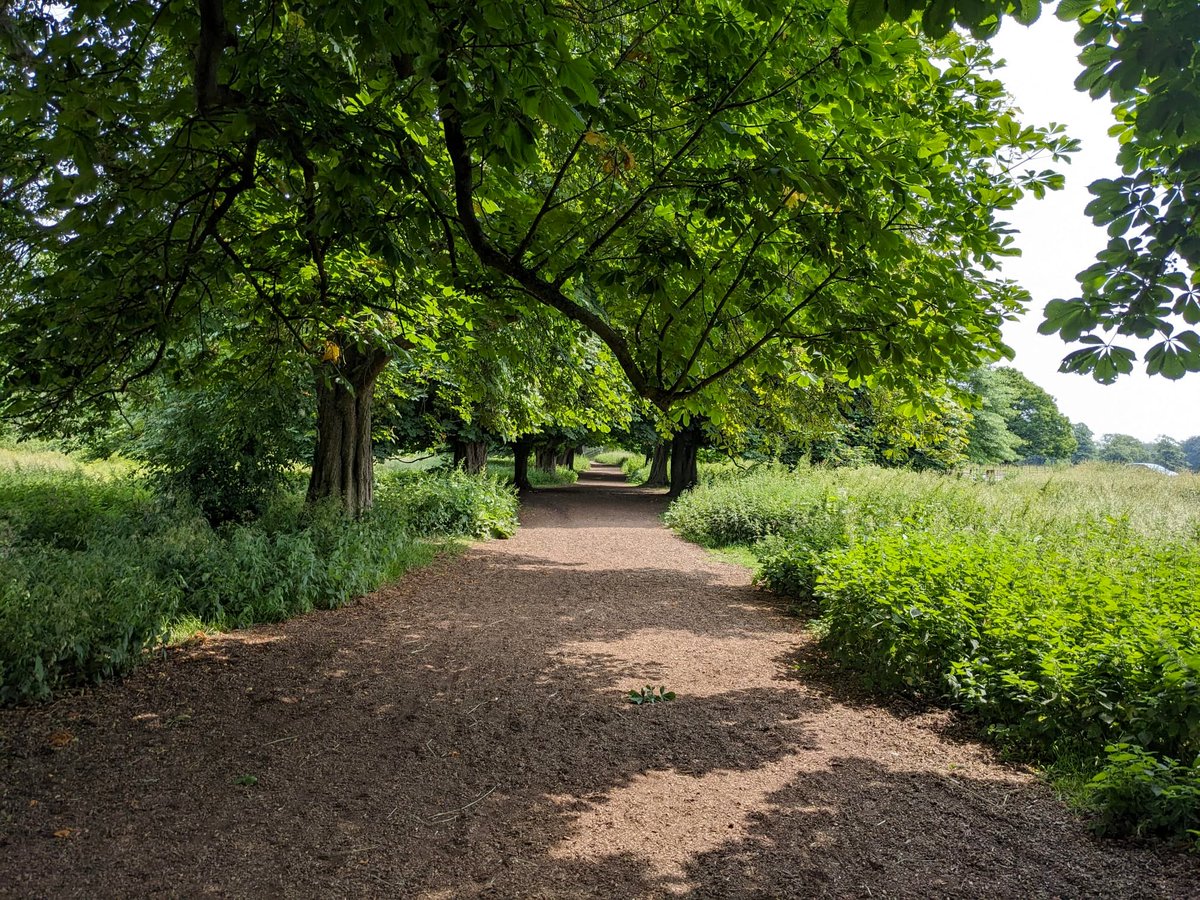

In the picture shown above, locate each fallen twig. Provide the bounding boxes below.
[416,784,498,826]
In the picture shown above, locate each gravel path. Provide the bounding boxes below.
[2,464,1197,898]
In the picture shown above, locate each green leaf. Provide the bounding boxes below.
[1055,0,1093,21]
[921,0,955,37]
[848,0,888,31]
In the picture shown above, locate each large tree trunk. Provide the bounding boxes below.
[306,346,390,517]
[513,440,534,491]
[563,446,577,471]
[451,439,489,474]
[535,445,558,474]
[464,440,488,474]
[667,425,701,498]
[646,441,670,487]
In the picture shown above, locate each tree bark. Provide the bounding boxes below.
[646,441,671,488]
[667,426,701,498]
[535,446,557,473]
[451,439,489,473]
[513,440,533,491]
[563,446,577,471]
[306,346,390,517]
[464,440,488,474]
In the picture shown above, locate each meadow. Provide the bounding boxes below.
[663,463,1200,846]
[0,444,518,705]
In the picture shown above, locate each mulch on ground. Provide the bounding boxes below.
[2,465,1197,898]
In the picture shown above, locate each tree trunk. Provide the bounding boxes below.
[306,346,390,517]
[563,446,576,471]
[464,440,488,474]
[535,446,557,473]
[451,439,488,473]
[667,426,701,498]
[646,441,670,487]
[513,440,534,491]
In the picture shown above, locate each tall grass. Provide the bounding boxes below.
[0,456,517,705]
[666,463,1200,846]
[593,449,640,467]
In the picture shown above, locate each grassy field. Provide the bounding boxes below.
[0,446,518,705]
[664,463,1200,846]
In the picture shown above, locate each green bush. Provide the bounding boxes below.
[664,463,1200,846]
[0,461,518,704]
[380,468,518,537]
[131,377,312,524]
[1091,744,1200,843]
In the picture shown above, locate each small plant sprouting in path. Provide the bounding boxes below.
[627,685,675,705]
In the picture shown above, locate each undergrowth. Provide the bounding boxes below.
[0,460,517,705]
[488,451,591,487]
[665,463,1200,848]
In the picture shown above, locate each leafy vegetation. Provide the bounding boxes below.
[666,464,1200,845]
[0,451,517,705]
[628,685,677,705]
[487,451,592,489]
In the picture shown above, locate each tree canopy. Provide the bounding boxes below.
[3,0,1189,506]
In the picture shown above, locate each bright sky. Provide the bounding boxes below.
[989,16,1199,443]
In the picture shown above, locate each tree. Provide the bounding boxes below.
[1151,435,1186,472]
[1037,0,1200,383]
[962,367,1024,464]
[0,0,1076,499]
[419,2,1071,488]
[843,0,1200,383]
[1099,433,1150,464]
[1072,422,1097,463]
[992,367,1076,462]
[0,0,449,515]
[1182,436,1200,472]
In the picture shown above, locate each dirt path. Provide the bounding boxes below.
[1,464,1196,899]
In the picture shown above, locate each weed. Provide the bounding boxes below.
[628,685,676,705]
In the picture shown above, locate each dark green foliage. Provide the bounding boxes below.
[991,367,1076,462]
[1091,745,1200,842]
[1099,433,1150,464]
[665,464,1200,846]
[1151,435,1187,472]
[1072,422,1097,463]
[1184,436,1200,473]
[962,367,1023,464]
[132,378,313,524]
[0,464,517,705]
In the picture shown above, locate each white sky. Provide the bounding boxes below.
[989,16,1199,443]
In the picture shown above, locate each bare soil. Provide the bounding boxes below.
[1,464,1197,898]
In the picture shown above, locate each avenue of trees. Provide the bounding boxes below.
[0,0,1196,514]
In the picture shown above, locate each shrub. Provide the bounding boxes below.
[380,468,518,537]
[0,461,519,704]
[664,463,1200,846]
[131,376,312,524]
